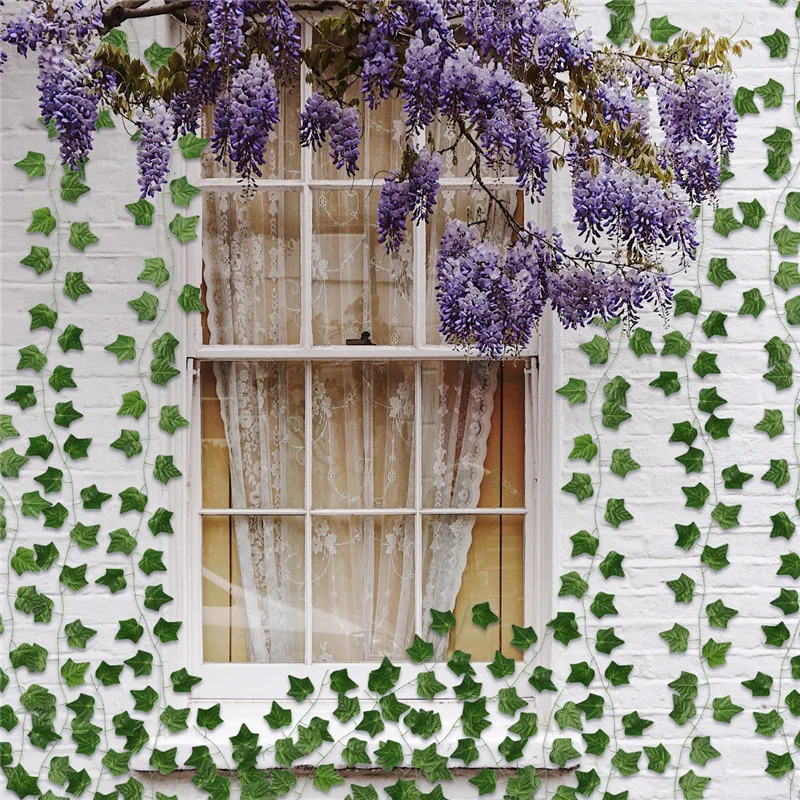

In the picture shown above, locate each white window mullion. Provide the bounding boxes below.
[414,360,423,636]
[304,359,314,664]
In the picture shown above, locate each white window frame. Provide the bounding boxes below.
[169,21,556,706]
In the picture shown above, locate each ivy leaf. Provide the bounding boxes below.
[129,291,159,322]
[571,530,599,556]
[60,563,88,591]
[771,587,799,614]
[579,335,610,365]
[702,310,728,339]
[707,599,738,629]
[170,176,201,206]
[622,711,653,736]
[549,737,581,767]
[582,729,610,755]
[125,198,154,226]
[65,619,96,649]
[0,448,29,478]
[429,608,456,636]
[649,15,680,41]
[712,208,742,237]
[605,498,632,527]
[774,225,800,255]
[595,627,624,654]
[660,623,689,653]
[28,207,57,236]
[765,361,793,390]
[118,390,146,419]
[762,28,790,58]
[153,454,182,484]
[649,371,681,396]
[150,358,180,385]
[739,288,766,318]
[778,553,800,579]
[765,149,791,181]
[96,568,126,593]
[510,625,538,652]
[679,770,711,800]
[667,573,695,603]
[105,335,137,362]
[702,638,731,667]
[554,701,583,731]
[177,283,206,312]
[561,472,593,501]
[590,592,617,618]
[20,245,52,275]
[49,366,76,392]
[15,151,46,178]
[2,763,41,798]
[670,421,698,445]
[153,618,181,642]
[374,740,404,771]
[17,344,47,373]
[169,213,199,243]
[599,550,625,579]
[755,709,784,736]
[766,127,793,156]
[763,621,791,647]
[144,41,175,70]
[547,611,580,645]
[707,257,736,286]
[54,400,83,427]
[762,458,791,488]
[95,109,115,129]
[568,434,597,462]
[70,522,99,550]
[0,416,19,445]
[610,447,640,476]
[662,331,691,357]
[556,378,587,405]
[711,503,740,530]
[755,78,784,108]
[138,257,170,287]
[68,222,98,250]
[755,409,784,438]
[111,430,142,459]
[644,743,672,774]
[63,271,92,300]
[765,752,794,779]
[178,133,210,158]
[60,173,90,203]
[472,601,500,629]
[607,11,634,45]
[674,291,702,317]
[559,571,588,599]
[406,635,434,663]
[469,770,496,796]
[152,331,179,362]
[676,447,704,474]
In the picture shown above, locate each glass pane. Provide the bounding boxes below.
[203,515,305,663]
[421,514,524,661]
[203,190,301,345]
[312,515,414,661]
[201,79,302,179]
[201,361,305,509]
[429,118,512,180]
[312,190,413,345]
[421,361,501,509]
[426,189,522,344]
[311,361,415,509]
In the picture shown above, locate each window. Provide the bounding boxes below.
[186,26,543,687]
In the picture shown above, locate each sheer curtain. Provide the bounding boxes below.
[203,154,512,665]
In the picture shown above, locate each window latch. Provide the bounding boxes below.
[346,331,375,346]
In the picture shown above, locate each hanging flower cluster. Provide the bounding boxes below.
[0,0,745,356]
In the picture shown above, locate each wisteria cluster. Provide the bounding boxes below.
[0,0,740,355]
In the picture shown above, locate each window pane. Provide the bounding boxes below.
[201,361,305,509]
[312,515,414,662]
[201,80,302,179]
[203,190,302,345]
[426,189,523,344]
[421,514,524,662]
[311,361,414,509]
[203,515,305,663]
[429,118,512,180]
[312,190,413,345]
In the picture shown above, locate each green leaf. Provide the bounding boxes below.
[549,737,581,767]
[702,638,731,667]
[469,770,496,796]
[628,327,656,356]
[60,563,88,591]
[739,288,766,318]
[785,192,800,221]
[20,245,52,275]
[111,430,143,459]
[68,222,98,251]
[3,763,41,798]
[644,743,672,774]
[148,508,173,535]
[429,608,456,636]
[765,752,794,779]
[17,344,47,373]
[170,176,201,206]
[649,14,680,41]
[169,213,199,243]
[707,599,738,629]
[153,618,181,642]
[582,728,610,755]
[733,86,759,117]
[712,208,742,237]
[778,553,800,579]
[60,173,90,203]
[104,335,136,363]
[595,627,624,654]
[711,503,740,531]
[772,587,799,614]
[602,400,632,429]
[762,28,790,58]
[129,291,159,322]
[49,366,76,392]
[763,458,791,488]
[676,447,704,474]
[765,361,793,390]
[755,78,785,108]
[670,671,698,701]
[547,611,580,645]
[775,225,800,255]
[605,498,632,527]
[607,12,634,45]
[144,41,175,70]
[679,770,711,800]
[160,705,190,733]
[119,390,146,419]
[559,571,589,599]
[15,151,46,178]
[562,472,594,501]
[755,708,784,736]
[26,436,53,460]
[138,257,170,287]
[124,650,153,678]
[177,283,206,312]
[571,530,599,556]
[171,667,201,692]
[125,198,155,226]
[599,550,625,579]
[150,358,180,385]
[662,331,691,357]
[556,378,587,405]
[763,621,791,646]
[264,702,292,730]
[707,258,736,288]
[702,310,728,339]
[96,568,126,593]
[374,740,404,771]
[555,701,583,731]
[509,624,538,652]
[622,711,653,736]
[670,421,698,445]
[104,28,129,49]
[472,601,500,629]
[649,371,681,396]
[70,522,99,550]
[95,109,115,130]
[579,335,610,365]
[590,591,617,619]
[766,148,792,180]
[58,324,83,353]
[755,409,784,438]
[65,619,97,649]
[54,400,83,428]
[0,416,19,445]
[405,635,434,663]
[674,291,702,317]
[28,207,57,236]
[63,271,92,300]
[287,675,314,702]
[178,133,210,159]
[0,448,28,478]
[660,623,689,652]
[153,454,182,484]
[667,573,695,603]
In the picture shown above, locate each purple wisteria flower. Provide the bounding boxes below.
[137,101,172,197]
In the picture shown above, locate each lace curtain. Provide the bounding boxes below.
[203,155,511,664]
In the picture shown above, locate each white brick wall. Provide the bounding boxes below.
[2,3,798,798]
